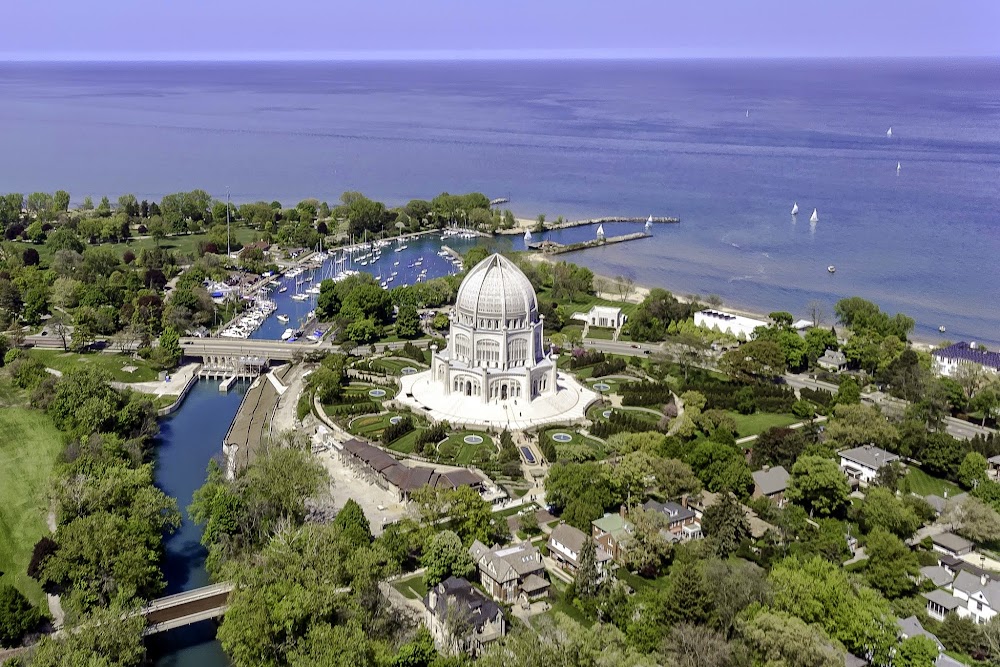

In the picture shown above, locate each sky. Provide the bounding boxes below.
[2,0,997,61]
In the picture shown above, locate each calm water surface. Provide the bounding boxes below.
[0,59,996,335]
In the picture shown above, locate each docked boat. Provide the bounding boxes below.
[791,202,799,216]
[277,314,289,323]
[827,265,836,274]
[280,328,295,341]
[278,286,288,293]
[810,209,819,223]
[291,293,309,302]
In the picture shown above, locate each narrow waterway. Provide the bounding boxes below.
[147,379,249,666]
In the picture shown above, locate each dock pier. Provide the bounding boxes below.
[528,231,651,255]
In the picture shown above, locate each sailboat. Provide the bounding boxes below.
[791,202,799,216]
[746,109,750,118]
[524,229,532,241]
[886,127,893,138]
[596,224,605,240]
[896,161,901,174]
[810,209,819,223]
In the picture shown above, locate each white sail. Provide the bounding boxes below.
[791,202,799,215]
[596,224,605,238]
[810,209,819,223]
[886,127,893,138]
[746,109,750,118]
[647,215,653,224]
[897,161,901,172]
[524,229,532,240]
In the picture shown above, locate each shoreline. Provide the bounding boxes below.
[527,252,940,351]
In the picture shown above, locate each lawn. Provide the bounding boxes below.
[29,349,160,383]
[387,429,420,454]
[542,427,607,461]
[347,413,398,438]
[585,327,616,340]
[364,357,427,376]
[0,408,64,606]
[391,574,429,601]
[727,411,799,437]
[536,579,594,629]
[588,404,661,426]
[436,431,495,465]
[906,467,962,498]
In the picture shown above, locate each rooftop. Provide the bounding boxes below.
[932,342,1000,371]
[548,523,612,563]
[839,444,900,470]
[922,589,963,611]
[932,531,975,553]
[897,616,941,647]
[424,576,503,632]
[644,499,696,523]
[752,465,790,497]
[592,512,633,539]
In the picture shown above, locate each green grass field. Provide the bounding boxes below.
[906,467,961,498]
[29,349,160,383]
[388,429,421,454]
[0,408,64,606]
[437,431,495,465]
[348,413,398,438]
[584,326,616,340]
[391,573,429,600]
[543,427,607,461]
[728,411,799,437]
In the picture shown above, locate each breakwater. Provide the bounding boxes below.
[528,231,651,255]
[498,216,678,235]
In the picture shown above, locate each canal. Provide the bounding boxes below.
[147,379,248,666]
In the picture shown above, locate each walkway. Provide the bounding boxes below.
[142,583,233,636]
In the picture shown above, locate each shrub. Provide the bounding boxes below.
[592,358,627,378]
[296,393,312,421]
[621,382,674,406]
[381,417,414,444]
[570,349,606,369]
[397,342,426,365]
[0,584,42,647]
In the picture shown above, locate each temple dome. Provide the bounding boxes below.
[455,254,538,324]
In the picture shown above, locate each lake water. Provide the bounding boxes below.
[147,380,247,666]
[1,59,997,345]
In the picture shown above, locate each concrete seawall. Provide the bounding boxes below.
[155,364,202,417]
[497,215,679,235]
[528,231,651,255]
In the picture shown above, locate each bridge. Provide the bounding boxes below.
[180,337,330,374]
[141,582,234,635]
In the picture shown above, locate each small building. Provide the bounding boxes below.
[643,499,702,540]
[932,342,1000,378]
[468,540,549,604]
[989,455,1000,481]
[897,616,944,652]
[423,577,506,656]
[932,532,975,558]
[923,589,964,621]
[693,309,768,340]
[839,445,900,485]
[751,465,791,507]
[949,570,1000,624]
[571,305,628,335]
[547,523,612,576]
[817,349,848,372]
[591,512,633,562]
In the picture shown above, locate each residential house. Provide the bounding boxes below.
[839,444,900,485]
[547,523,612,576]
[691,491,775,540]
[751,465,790,507]
[919,564,955,589]
[423,577,506,656]
[897,616,944,652]
[923,589,964,622]
[931,342,1000,378]
[817,349,848,372]
[571,305,627,331]
[468,540,549,604]
[924,492,967,516]
[591,512,633,562]
[949,570,1000,624]
[694,309,768,340]
[643,499,702,541]
[932,532,975,558]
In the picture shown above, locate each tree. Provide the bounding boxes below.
[959,451,989,490]
[833,376,861,405]
[395,303,421,338]
[855,487,922,538]
[157,327,181,368]
[421,530,475,586]
[786,456,851,517]
[0,584,41,647]
[971,385,1000,426]
[750,427,806,469]
[53,189,70,212]
[704,558,771,637]
[29,609,145,666]
[945,497,1000,544]
[864,528,918,598]
[739,608,844,667]
[576,536,600,599]
[824,403,899,451]
[702,491,751,557]
[895,636,939,667]
[664,559,713,626]
[663,623,732,667]
[621,507,673,577]
[333,499,371,549]
[720,339,787,383]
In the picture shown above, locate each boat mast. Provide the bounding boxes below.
[226,187,231,258]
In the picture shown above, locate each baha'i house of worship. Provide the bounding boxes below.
[396,253,597,429]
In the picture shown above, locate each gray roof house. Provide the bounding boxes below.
[932,532,975,557]
[751,466,790,505]
[469,540,549,603]
[839,445,900,484]
[817,349,848,371]
[897,616,944,651]
[423,577,506,656]
[922,589,964,621]
[547,523,612,574]
[919,565,955,588]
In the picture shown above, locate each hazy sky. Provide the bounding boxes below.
[3,0,997,61]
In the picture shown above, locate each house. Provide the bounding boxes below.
[924,492,967,516]
[423,577,506,656]
[839,445,900,484]
[897,616,944,651]
[571,305,627,331]
[949,570,1000,624]
[591,512,633,562]
[751,465,790,507]
[817,349,848,372]
[923,589,964,621]
[547,523,612,576]
[932,532,975,558]
[643,499,702,540]
[919,564,955,588]
[691,491,775,539]
[932,342,1000,378]
[468,541,549,603]
[694,309,768,340]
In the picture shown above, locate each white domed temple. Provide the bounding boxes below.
[396,254,597,429]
